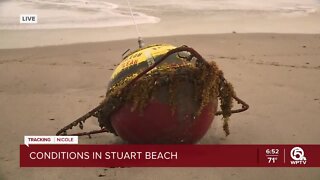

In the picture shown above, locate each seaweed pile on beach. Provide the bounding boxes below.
[98,60,235,136]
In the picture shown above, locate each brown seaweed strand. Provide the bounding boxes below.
[219,77,236,136]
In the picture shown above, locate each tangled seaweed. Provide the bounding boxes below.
[100,60,235,136]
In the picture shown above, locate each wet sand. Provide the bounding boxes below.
[0,33,320,179]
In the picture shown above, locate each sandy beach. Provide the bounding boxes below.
[0,33,319,179]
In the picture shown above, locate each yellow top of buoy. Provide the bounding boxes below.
[111,44,176,80]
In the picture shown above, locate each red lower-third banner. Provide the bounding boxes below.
[20,145,320,167]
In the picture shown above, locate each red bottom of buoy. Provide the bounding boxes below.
[111,101,216,144]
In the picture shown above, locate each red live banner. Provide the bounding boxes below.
[20,145,320,167]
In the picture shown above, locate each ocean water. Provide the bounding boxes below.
[0,0,160,29]
[0,0,319,30]
[132,0,319,12]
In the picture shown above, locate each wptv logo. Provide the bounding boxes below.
[290,147,307,165]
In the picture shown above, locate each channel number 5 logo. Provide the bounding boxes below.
[290,147,307,165]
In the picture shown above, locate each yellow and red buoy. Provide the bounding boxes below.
[56,44,249,144]
[98,44,222,144]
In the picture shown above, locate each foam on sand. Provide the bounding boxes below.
[0,0,320,48]
[0,0,160,29]
[1,0,319,30]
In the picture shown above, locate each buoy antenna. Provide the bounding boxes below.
[126,0,144,48]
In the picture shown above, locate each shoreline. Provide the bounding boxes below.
[2,7,320,49]
[1,31,320,50]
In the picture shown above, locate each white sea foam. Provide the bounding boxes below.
[0,0,160,29]
[0,0,319,29]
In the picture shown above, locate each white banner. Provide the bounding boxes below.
[24,136,78,147]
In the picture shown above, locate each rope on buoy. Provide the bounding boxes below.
[56,46,249,137]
